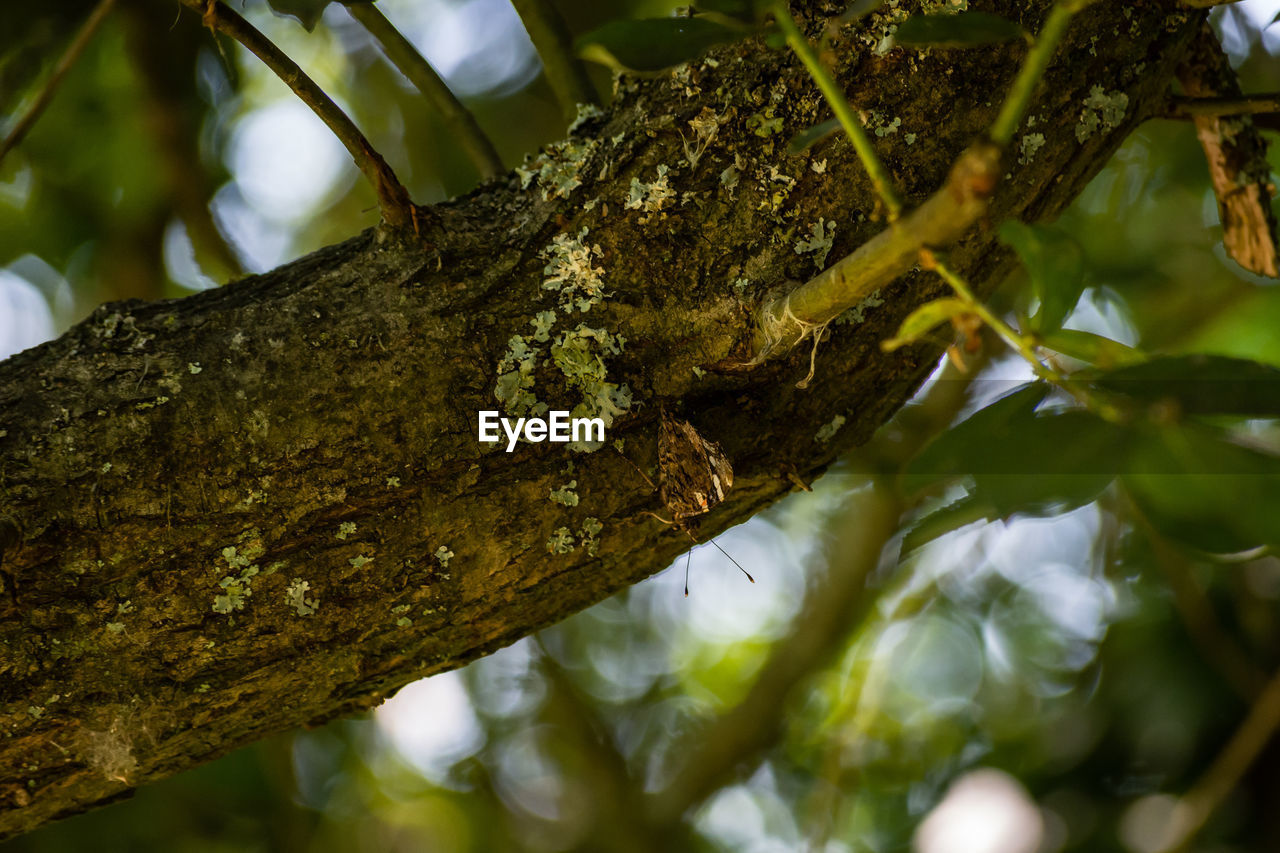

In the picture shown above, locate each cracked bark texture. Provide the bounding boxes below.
[0,0,1202,839]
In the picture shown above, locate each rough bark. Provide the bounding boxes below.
[0,0,1201,838]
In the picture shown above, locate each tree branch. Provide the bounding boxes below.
[343,2,504,181]
[1167,94,1280,118]
[0,1,1203,838]
[179,0,418,231]
[1175,22,1279,278]
[509,0,597,121]
[0,0,118,167]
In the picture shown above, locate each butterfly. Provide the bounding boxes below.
[654,409,754,595]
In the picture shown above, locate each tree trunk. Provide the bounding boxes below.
[0,0,1202,838]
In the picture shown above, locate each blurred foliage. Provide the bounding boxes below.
[6,2,1280,852]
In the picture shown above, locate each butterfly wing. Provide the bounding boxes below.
[658,411,734,520]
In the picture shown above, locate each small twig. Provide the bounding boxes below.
[1181,0,1245,7]
[181,0,417,231]
[0,0,118,167]
[771,2,904,220]
[1159,663,1280,852]
[509,0,598,121]
[1166,94,1280,119]
[928,254,1064,385]
[344,3,503,180]
[754,0,1089,367]
[989,0,1093,147]
[752,143,1000,357]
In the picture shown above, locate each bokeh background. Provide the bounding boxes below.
[4,1,1280,850]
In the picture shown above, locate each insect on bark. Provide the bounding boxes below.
[655,409,754,596]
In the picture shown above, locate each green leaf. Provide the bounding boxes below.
[998,220,1086,335]
[907,384,1126,516]
[1088,354,1280,417]
[1123,424,1280,553]
[576,17,749,72]
[787,118,840,154]
[1040,329,1146,368]
[906,384,1048,494]
[881,298,972,352]
[900,494,995,556]
[893,12,1025,49]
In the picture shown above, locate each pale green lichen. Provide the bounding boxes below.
[391,603,413,628]
[542,228,607,314]
[212,541,265,615]
[495,334,543,416]
[187,362,202,374]
[549,324,633,449]
[547,527,576,554]
[835,289,886,325]
[285,578,319,616]
[213,564,259,615]
[567,102,605,134]
[869,112,901,138]
[580,517,603,556]
[795,218,837,270]
[434,546,454,568]
[816,415,847,443]
[106,622,125,634]
[747,108,783,137]
[336,521,357,540]
[625,164,676,214]
[386,476,401,488]
[515,137,599,201]
[1076,86,1129,142]
[349,555,373,568]
[550,480,579,507]
[531,310,557,342]
[1018,133,1046,165]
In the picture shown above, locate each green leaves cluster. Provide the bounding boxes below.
[901,217,1280,559]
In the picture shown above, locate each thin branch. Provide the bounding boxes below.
[0,0,118,167]
[1181,0,1245,7]
[1166,94,1280,119]
[754,0,1088,365]
[752,142,1001,358]
[180,0,418,231]
[343,2,504,180]
[989,0,1092,147]
[1160,663,1280,852]
[771,2,903,220]
[509,0,597,121]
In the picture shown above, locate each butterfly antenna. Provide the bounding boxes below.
[709,538,754,584]
[683,547,692,597]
